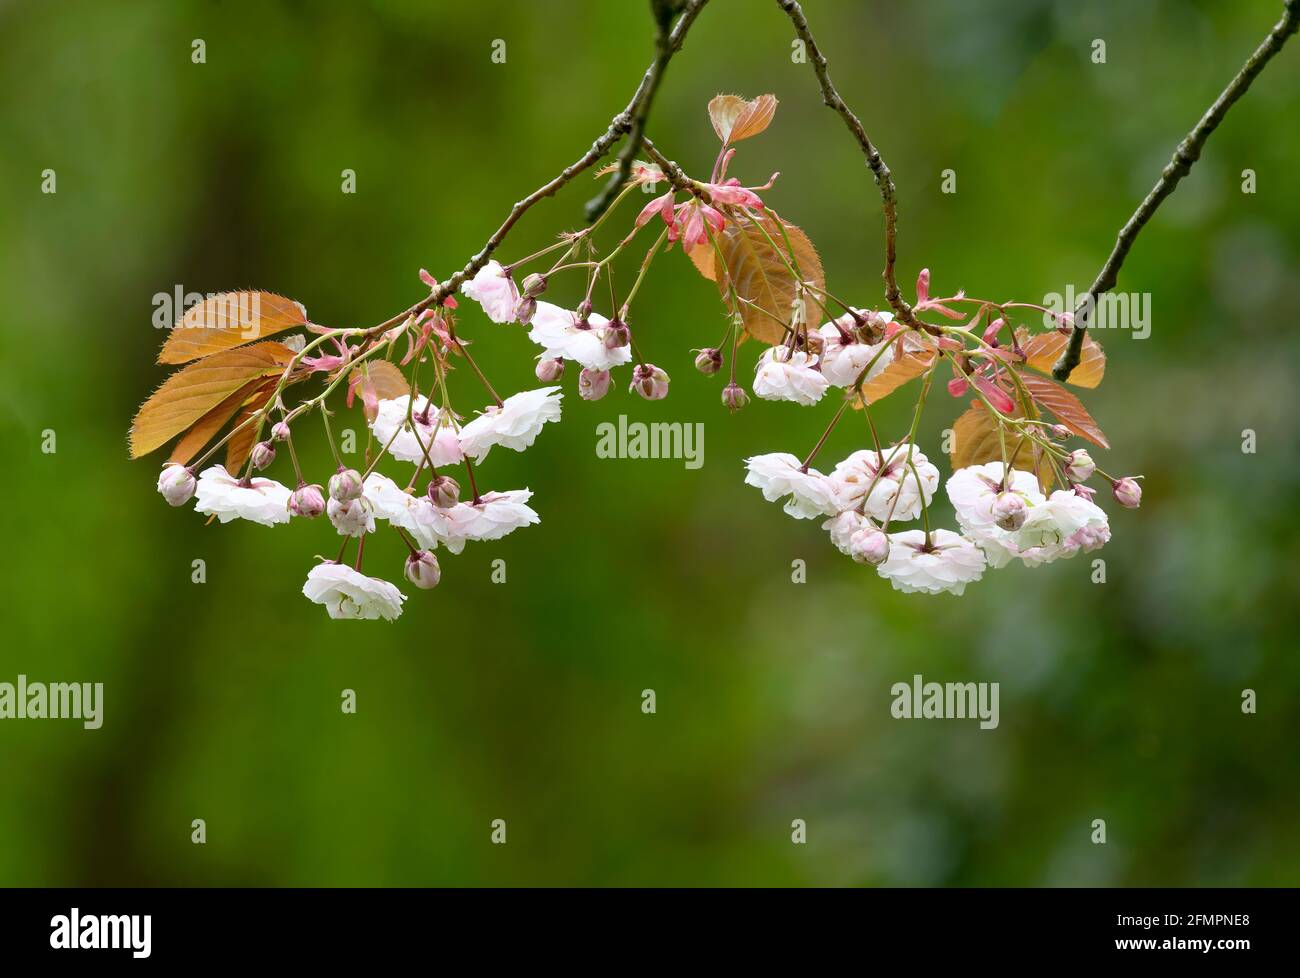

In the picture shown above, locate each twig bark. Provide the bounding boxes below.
[775,0,922,331]
[1053,0,1300,380]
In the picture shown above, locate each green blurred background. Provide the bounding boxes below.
[2,0,1298,886]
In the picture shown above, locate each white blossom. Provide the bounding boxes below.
[440,489,540,554]
[193,465,292,526]
[1007,490,1111,567]
[743,452,841,519]
[457,387,563,463]
[527,303,632,371]
[946,462,1046,538]
[817,312,892,388]
[369,395,464,466]
[359,473,449,550]
[829,443,939,522]
[402,498,454,551]
[752,348,829,406]
[876,529,987,595]
[460,260,520,323]
[302,563,406,621]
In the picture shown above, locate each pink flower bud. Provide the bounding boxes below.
[251,440,276,471]
[328,468,364,502]
[271,421,291,443]
[630,363,670,400]
[973,377,1016,415]
[535,357,565,382]
[579,368,611,401]
[991,492,1028,531]
[514,296,537,325]
[521,273,548,298]
[981,317,1006,347]
[157,463,196,507]
[404,550,442,589]
[1050,424,1071,440]
[1064,449,1095,483]
[427,474,460,508]
[694,348,722,375]
[946,376,969,398]
[722,382,749,412]
[1112,477,1142,509]
[290,483,326,518]
[916,268,931,305]
[849,527,890,565]
[604,320,631,350]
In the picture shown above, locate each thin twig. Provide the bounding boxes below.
[775,0,920,330]
[1053,0,1300,380]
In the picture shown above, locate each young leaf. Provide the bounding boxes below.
[686,242,716,281]
[714,214,823,345]
[350,360,409,401]
[348,360,409,421]
[167,378,270,465]
[708,94,778,144]
[852,347,936,407]
[129,342,294,459]
[1021,330,1105,388]
[951,401,1054,491]
[158,291,308,365]
[1020,373,1110,449]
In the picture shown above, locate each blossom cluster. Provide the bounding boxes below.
[461,260,670,402]
[157,383,562,620]
[741,296,1141,595]
[744,447,1125,595]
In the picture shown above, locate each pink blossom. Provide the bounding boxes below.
[636,191,676,228]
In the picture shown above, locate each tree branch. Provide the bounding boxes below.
[775,0,922,330]
[1053,0,1300,380]
[585,0,705,221]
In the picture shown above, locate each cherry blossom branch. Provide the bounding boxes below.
[585,0,709,220]
[774,0,921,331]
[1053,0,1300,380]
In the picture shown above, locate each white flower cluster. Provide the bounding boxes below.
[744,450,1113,596]
[460,262,663,402]
[946,462,1111,569]
[158,385,562,621]
[750,311,907,407]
